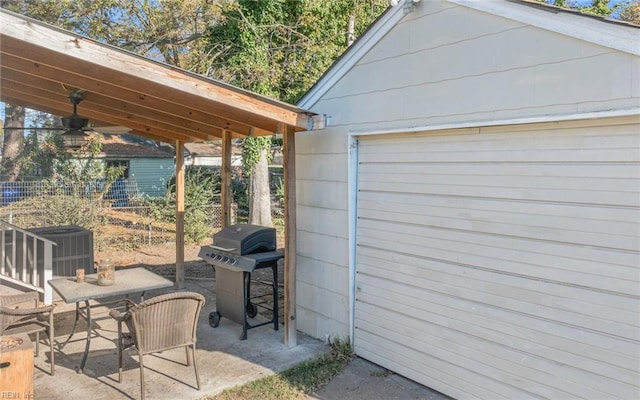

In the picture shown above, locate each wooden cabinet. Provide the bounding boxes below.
[0,334,34,399]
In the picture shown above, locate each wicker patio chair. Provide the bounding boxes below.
[109,291,205,400]
[0,291,56,375]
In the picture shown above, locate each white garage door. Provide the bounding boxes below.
[354,120,640,399]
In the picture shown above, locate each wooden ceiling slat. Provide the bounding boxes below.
[1,84,216,142]
[1,70,227,139]
[2,92,197,143]
[0,53,269,137]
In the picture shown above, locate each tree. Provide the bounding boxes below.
[538,0,637,20]
[243,136,273,226]
[1,0,72,181]
[620,2,640,24]
[206,0,387,225]
[1,104,25,181]
[1,0,221,181]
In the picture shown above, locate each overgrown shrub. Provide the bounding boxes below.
[148,166,221,244]
[10,195,105,229]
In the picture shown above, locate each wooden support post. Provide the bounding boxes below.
[282,123,297,347]
[175,139,185,289]
[221,130,232,228]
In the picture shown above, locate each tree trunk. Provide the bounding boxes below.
[2,104,25,181]
[248,147,272,227]
[347,14,355,46]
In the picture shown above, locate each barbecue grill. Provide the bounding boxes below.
[198,224,283,340]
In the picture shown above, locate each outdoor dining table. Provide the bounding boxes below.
[48,267,174,373]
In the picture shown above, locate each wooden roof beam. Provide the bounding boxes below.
[1,72,226,139]
[1,84,217,141]
[0,55,271,137]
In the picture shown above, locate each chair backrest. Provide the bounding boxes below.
[0,292,39,333]
[127,291,205,355]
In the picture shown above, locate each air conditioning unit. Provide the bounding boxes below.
[27,225,94,278]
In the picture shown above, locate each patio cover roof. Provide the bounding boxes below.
[0,9,317,142]
[0,8,307,347]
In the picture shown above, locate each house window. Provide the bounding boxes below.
[106,160,129,178]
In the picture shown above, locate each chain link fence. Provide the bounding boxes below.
[0,180,239,250]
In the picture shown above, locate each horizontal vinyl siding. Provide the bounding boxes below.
[354,121,640,399]
[317,2,638,132]
[295,129,352,340]
[129,158,174,197]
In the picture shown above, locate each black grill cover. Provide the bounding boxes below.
[213,224,276,255]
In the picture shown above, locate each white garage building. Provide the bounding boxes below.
[295,1,639,399]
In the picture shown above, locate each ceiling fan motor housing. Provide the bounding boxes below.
[61,90,90,130]
[61,113,89,130]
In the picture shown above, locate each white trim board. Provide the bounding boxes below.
[349,108,640,137]
[451,0,640,56]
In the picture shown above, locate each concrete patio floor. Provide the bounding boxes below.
[30,277,329,400]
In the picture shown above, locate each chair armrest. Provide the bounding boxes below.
[109,308,130,322]
[115,299,137,310]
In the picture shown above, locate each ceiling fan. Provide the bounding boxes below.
[4,90,130,148]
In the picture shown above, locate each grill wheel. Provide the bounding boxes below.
[246,302,257,318]
[209,311,221,328]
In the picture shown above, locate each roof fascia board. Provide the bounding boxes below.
[297,4,406,109]
[449,0,640,56]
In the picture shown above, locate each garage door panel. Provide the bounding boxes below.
[357,252,638,328]
[358,181,639,207]
[355,329,528,400]
[356,304,637,398]
[354,123,640,399]
[358,204,638,251]
[358,147,638,164]
[357,263,638,341]
[360,161,639,180]
[357,279,639,377]
[358,246,638,313]
[358,190,638,223]
[359,170,635,194]
[354,339,492,400]
[358,219,638,275]
[358,226,638,292]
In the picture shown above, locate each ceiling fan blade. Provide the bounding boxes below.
[2,127,65,131]
[92,125,130,134]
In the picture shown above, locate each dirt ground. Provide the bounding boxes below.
[97,242,284,321]
[96,242,211,277]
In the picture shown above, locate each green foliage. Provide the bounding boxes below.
[241,136,272,173]
[620,2,640,24]
[10,194,106,230]
[148,166,221,244]
[232,169,249,215]
[538,0,635,18]
[206,0,387,103]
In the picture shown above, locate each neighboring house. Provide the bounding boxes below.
[99,133,175,197]
[184,142,243,167]
[295,1,639,399]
